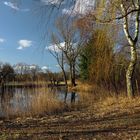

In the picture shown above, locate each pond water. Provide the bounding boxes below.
[0,87,79,118]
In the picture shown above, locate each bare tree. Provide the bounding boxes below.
[51,16,83,87]
[30,65,40,81]
[48,44,68,87]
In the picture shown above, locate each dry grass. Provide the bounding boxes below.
[30,88,65,115]
[3,81,140,120]
[75,82,140,118]
[0,87,67,118]
[87,95,140,118]
[72,82,94,92]
[72,81,118,97]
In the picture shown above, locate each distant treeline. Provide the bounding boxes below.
[0,63,72,84]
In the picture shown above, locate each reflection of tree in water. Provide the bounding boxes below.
[0,86,78,117]
[64,88,68,103]
[48,86,77,104]
[0,87,34,117]
[0,87,15,117]
[63,87,76,104]
[71,92,76,103]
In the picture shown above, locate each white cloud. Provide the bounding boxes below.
[41,66,48,73]
[17,40,32,50]
[47,42,65,52]
[29,65,37,69]
[4,1,19,10]
[4,1,30,12]
[75,0,95,14]
[17,46,23,50]
[42,66,48,70]
[62,8,75,16]
[62,0,96,16]
[47,42,78,52]
[41,0,62,5]
[0,38,5,43]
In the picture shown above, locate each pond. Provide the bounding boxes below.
[0,87,79,118]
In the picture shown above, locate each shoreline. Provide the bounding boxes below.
[1,95,140,139]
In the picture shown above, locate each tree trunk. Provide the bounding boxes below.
[70,63,76,87]
[70,64,73,86]
[62,68,68,87]
[72,64,76,87]
[126,45,137,97]
[121,2,139,97]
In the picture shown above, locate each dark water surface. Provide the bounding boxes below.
[0,87,79,117]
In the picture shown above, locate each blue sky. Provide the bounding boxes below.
[0,0,94,71]
[0,0,60,71]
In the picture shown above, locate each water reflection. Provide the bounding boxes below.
[0,88,14,117]
[71,92,76,103]
[0,87,79,117]
[53,87,78,103]
[64,90,68,103]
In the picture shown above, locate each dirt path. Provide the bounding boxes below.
[0,108,140,140]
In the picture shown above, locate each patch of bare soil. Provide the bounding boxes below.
[1,106,140,140]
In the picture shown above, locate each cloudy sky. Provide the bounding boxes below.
[0,0,94,71]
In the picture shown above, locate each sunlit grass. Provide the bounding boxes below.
[2,81,140,120]
[0,87,79,118]
[94,95,140,117]
[30,88,65,115]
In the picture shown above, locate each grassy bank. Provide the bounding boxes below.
[1,81,136,118]
[1,94,140,139]
[1,82,140,139]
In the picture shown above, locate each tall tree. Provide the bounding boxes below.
[51,16,83,87]
[96,0,140,97]
[0,63,15,83]
[121,0,140,97]
[48,43,68,87]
